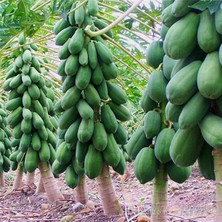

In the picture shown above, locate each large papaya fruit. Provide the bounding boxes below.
[154,128,175,164]
[146,41,165,68]
[199,113,222,149]
[178,92,211,129]
[197,9,220,53]
[169,126,204,167]
[143,110,161,139]
[197,51,222,99]
[126,127,151,160]
[163,12,199,59]
[84,144,103,179]
[166,161,191,183]
[134,147,158,184]
[148,70,167,103]
[166,60,201,105]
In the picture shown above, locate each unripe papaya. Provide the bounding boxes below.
[84,145,103,179]
[166,60,201,105]
[148,70,167,103]
[146,41,165,68]
[166,161,191,183]
[165,101,183,122]
[199,113,222,149]
[68,29,84,54]
[164,12,199,59]
[197,51,222,99]
[178,92,211,129]
[154,128,175,163]
[143,110,161,139]
[126,127,151,160]
[198,142,215,180]
[197,10,220,53]
[161,5,179,27]
[134,147,158,184]
[170,126,204,167]
[102,134,121,167]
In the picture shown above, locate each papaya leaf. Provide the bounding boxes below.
[190,0,221,14]
[150,0,156,11]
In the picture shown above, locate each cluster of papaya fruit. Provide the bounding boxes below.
[126,51,191,184]
[4,34,58,173]
[0,104,11,174]
[144,0,222,181]
[52,0,130,188]
[126,0,222,184]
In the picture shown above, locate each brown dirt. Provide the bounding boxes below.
[0,164,215,222]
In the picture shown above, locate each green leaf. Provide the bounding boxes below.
[150,0,156,11]
[190,0,221,14]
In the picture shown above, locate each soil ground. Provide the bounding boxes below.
[0,164,215,222]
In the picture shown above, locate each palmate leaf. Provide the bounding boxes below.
[14,0,34,19]
[0,0,52,48]
[190,0,222,14]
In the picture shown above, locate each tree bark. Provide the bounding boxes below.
[12,164,23,190]
[96,163,122,215]
[151,164,168,222]
[38,161,64,201]
[0,172,4,187]
[35,175,45,194]
[25,172,35,186]
[75,175,88,204]
[213,149,222,222]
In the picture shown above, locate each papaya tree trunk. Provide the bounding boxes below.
[38,162,64,201]
[213,149,222,222]
[35,175,45,194]
[151,164,168,222]
[96,163,122,215]
[75,175,88,204]
[0,172,4,187]
[12,164,23,190]
[25,172,35,186]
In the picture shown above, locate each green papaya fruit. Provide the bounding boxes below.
[197,9,220,53]
[164,12,199,59]
[134,147,158,184]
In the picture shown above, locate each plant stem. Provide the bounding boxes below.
[96,163,122,215]
[0,173,4,187]
[67,0,88,15]
[35,175,45,193]
[25,172,35,186]
[97,13,153,43]
[121,0,161,24]
[98,1,160,35]
[31,0,51,11]
[106,36,151,73]
[85,0,144,37]
[213,149,222,222]
[38,162,64,201]
[151,164,168,222]
[75,175,88,204]
[12,164,23,190]
[113,55,148,80]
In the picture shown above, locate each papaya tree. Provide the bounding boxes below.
[3,33,63,201]
[126,42,191,222]
[158,0,222,221]
[52,0,138,213]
